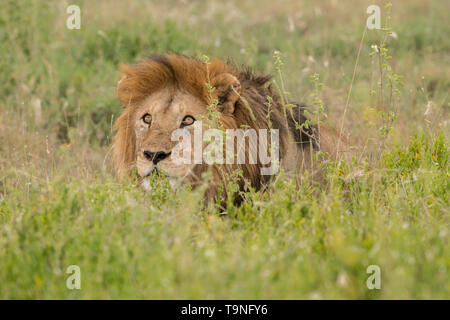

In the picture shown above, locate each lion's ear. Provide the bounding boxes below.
[212,73,241,114]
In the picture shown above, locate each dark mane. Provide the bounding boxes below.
[233,63,318,150]
[114,53,318,202]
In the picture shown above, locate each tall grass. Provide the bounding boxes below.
[0,0,448,299]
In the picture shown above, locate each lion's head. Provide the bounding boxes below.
[119,85,208,180]
[113,53,316,204]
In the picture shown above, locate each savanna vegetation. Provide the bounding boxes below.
[0,0,448,299]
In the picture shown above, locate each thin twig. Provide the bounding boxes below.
[336,26,367,161]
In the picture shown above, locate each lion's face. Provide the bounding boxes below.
[133,87,207,180]
[114,54,255,200]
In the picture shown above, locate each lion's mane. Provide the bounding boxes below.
[114,53,317,204]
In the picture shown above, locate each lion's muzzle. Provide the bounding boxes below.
[143,150,171,165]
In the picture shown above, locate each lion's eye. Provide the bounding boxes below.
[181,115,195,128]
[142,113,152,125]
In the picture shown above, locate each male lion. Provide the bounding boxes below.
[113,54,343,205]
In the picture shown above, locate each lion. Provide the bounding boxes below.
[113,53,345,205]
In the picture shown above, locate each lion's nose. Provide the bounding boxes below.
[143,150,171,165]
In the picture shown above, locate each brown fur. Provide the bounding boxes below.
[113,53,340,205]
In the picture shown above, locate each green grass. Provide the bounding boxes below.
[0,132,448,299]
[0,0,449,299]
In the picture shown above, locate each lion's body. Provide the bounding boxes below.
[113,54,345,204]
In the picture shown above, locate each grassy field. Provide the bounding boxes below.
[0,0,448,299]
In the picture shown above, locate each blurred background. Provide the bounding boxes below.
[1,1,448,164]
